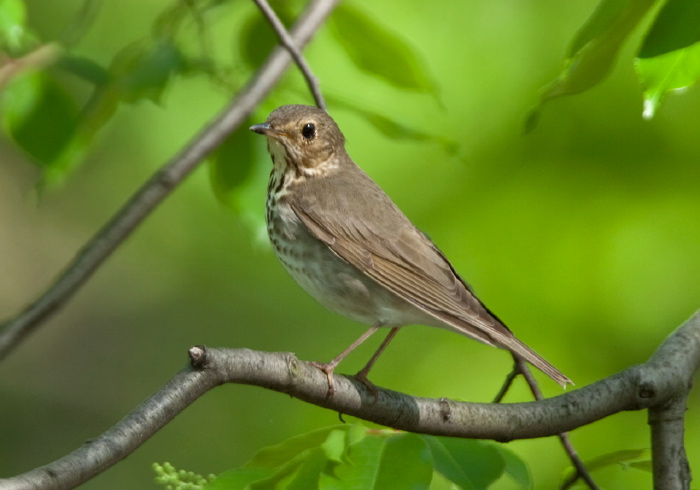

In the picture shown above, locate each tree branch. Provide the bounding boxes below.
[252,0,327,110]
[0,0,341,362]
[3,310,698,490]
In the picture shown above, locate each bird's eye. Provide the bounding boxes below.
[301,123,316,139]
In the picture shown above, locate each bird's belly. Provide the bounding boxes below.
[268,209,433,327]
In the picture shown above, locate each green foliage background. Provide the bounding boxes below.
[1,0,699,488]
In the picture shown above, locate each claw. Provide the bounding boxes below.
[353,370,379,399]
[310,361,336,397]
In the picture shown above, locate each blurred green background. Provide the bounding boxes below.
[1,0,699,488]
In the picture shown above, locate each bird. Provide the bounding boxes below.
[250,104,571,394]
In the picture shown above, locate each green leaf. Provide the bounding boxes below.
[374,433,433,490]
[239,5,296,69]
[321,429,348,463]
[246,425,345,468]
[496,446,532,489]
[110,38,187,104]
[635,0,700,118]
[560,448,652,484]
[208,119,257,211]
[422,436,505,490]
[58,55,110,86]
[325,96,458,154]
[330,4,437,95]
[528,0,656,130]
[639,0,700,57]
[0,0,26,52]
[635,41,700,118]
[2,72,79,169]
[0,68,41,125]
[276,447,329,490]
[194,425,531,490]
[204,467,274,489]
[248,447,327,489]
[326,430,432,490]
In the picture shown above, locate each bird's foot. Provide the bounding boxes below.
[353,368,379,400]
[310,361,337,398]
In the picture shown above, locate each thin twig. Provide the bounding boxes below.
[494,357,599,488]
[0,43,63,91]
[0,0,340,362]
[492,363,519,403]
[2,311,699,489]
[511,356,600,490]
[252,0,327,110]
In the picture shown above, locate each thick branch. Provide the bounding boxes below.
[0,0,341,362]
[3,311,699,490]
[650,392,691,490]
[645,314,699,490]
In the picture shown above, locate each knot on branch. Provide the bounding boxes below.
[189,345,208,369]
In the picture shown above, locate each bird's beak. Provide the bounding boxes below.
[250,122,271,134]
[250,123,288,141]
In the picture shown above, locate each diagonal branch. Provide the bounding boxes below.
[511,358,599,490]
[0,0,341,363]
[2,310,698,490]
[252,0,327,110]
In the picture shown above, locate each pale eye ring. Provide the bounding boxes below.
[302,123,316,139]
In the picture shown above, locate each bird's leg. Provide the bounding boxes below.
[354,327,400,397]
[310,323,383,397]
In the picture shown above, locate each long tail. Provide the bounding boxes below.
[431,311,572,387]
[492,333,572,388]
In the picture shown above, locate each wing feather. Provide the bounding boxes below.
[286,170,571,387]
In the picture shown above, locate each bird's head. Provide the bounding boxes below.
[250,104,346,175]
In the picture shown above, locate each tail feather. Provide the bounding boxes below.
[432,311,572,387]
[495,334,572,388]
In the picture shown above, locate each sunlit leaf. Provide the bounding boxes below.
[635,0,700,119]
[0,68,41,125]
[636,42,700,119]
[528,0,656,130]
[0,0,26,52]
[172,424,532,490]
[330,4,437,95]
[321,428,348,464]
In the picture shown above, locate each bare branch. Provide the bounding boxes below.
[0,0,341,362]
[252,0,327,111]
[649,392,691,490]
[2,310,698,490]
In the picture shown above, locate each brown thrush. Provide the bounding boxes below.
[251,104,571,393]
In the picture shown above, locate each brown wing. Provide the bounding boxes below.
[287,169,571,386]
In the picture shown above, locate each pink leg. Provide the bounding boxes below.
[311,323,383,396]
